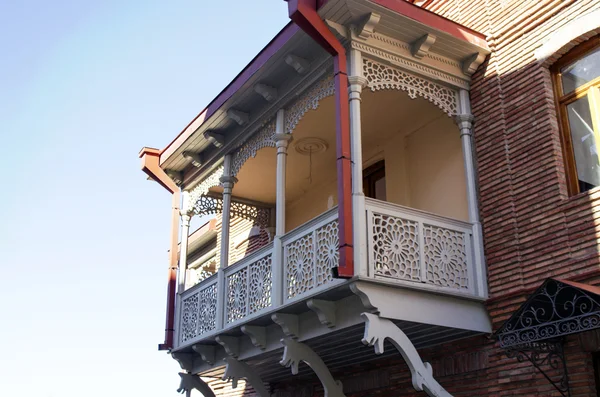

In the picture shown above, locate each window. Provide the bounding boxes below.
[363,160,387,201]
[552,36,600,195]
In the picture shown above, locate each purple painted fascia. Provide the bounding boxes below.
[160,22,300,164]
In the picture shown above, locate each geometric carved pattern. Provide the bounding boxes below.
[423,225,468,290]
[371,213,421,281]
[226,267,248,324]
[192,196,270,229]
[226,252,273,324]
[285,220,338,300]
[363,58,458,116]
[249,254,272,314]
[180,281,217,343]
[232,119,276,177]
[188,165,224,207]
[285,76,335,134]
[316,220,338,287]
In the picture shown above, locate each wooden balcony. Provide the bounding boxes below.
[175,198,487,351]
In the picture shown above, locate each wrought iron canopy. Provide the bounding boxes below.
[495,278,600,349]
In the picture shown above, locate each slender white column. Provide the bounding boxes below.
[178,193,193,293]
[456,89,488,298]
[217,154,236,328]
[273,109,290,306]
[348,49,369,276]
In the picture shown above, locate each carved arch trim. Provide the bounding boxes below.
[285,75,335,134]
[279,338,346,397]
[362,57,458,116]
[188,165,224,208]
[232,119,277,177]
[192,196,270,228]
[361,313,453,397]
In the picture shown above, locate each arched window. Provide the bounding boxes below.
[552,36,600,195]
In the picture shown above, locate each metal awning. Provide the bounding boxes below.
[495,278,600,397]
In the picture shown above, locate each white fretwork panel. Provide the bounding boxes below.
[248,254,272,314]
[232,119,276,177]
[285,220,338,300]
[193,196,270,229]
[180,282,217,343]
[226,268,248,323]
[315,220,338,286]
[371,213,421,282]
[188,165,224,207]
[285,76,335,134]
[363,58,458,116]
[423,224,469,290]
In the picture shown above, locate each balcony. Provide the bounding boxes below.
[177,198,484,349]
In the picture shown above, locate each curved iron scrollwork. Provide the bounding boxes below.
[505,340,570,397]
[496,279,600,348]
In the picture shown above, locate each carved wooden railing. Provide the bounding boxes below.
[178,274,218,346]
[365,198,477,295]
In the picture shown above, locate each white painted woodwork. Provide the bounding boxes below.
[272,313,300,339]
[204,130,225,148]
[223,357,270,397]
[411,34,436,59]
[254,83,278,102]
[307,299,337,328]
[456,89,488,298]
[356,12,380,40]
[280,338,346,397]
[216,335,241,358]
[285,54,310,75]
[192,344,216,365]
[179,192,193,292]
[361,313,453,397]
[227,109,250,126]
[348,48,368,277]
[182,151,203,168]
[240,325,267,350]
[178,372,216,397]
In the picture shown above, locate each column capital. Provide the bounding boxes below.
[348,75,368,90]
[275,133,293,148]
[219,175,238,186]
[455,113,474,130]
[179,210,194,223]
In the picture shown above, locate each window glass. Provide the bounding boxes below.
[566,95,600,189]
[374,176,387,201]
[561,47,600,93]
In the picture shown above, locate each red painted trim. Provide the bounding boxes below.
[160,23,300,164]
[286,0,354,278]
[139,147,180,350]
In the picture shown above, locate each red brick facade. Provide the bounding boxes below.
[196,1,600,396]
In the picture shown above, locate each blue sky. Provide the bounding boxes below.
[0,1,288,395]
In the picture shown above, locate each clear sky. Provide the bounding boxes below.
[0,1,288,396]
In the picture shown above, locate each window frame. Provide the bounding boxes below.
[363,160,386,200]
[551,36,600,196]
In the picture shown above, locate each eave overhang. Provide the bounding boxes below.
[153,0,489,188]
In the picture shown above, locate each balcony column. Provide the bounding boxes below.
[456,89,487,298]
[348,48,369,276]
[178,191,194,293]
[273,109,291,306]
[217,154,237,328]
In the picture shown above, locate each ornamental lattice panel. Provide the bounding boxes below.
[248,254,272,314]
[363,58,458,116]
[232,119,276,177]
[285,220,338,300]
[371,213,421,281]
[179,282,217,343]
[226,268,248,323]
[423,224,469,290]
[285,76,335,134]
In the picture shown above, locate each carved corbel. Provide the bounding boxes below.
[171,352,195,371]
[182,151,203,168]
[279,338,346,397]
[357,12,381,40]
[192,344,216,365]
[325,19,349,39]
[241,325,267,350]
[462,52,486,76]
[307,299,336,328]
[204,130,225,148]
[361,313,452,397]
[215,335,241,358]
[254,84,278,102]
[223,357,270,397]
[227,109,249,126]
[166,169,183,186]
[271,313,300,339]
[285,54,310,75]
[411,34,436,59]
[349,282,379,313]
[177,372,216,397]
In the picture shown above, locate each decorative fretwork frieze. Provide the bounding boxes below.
[188,165,224,208]
[232,119,276,177]
[363,58,458,116]
[192,196,270,229]
[285,76,335,134]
